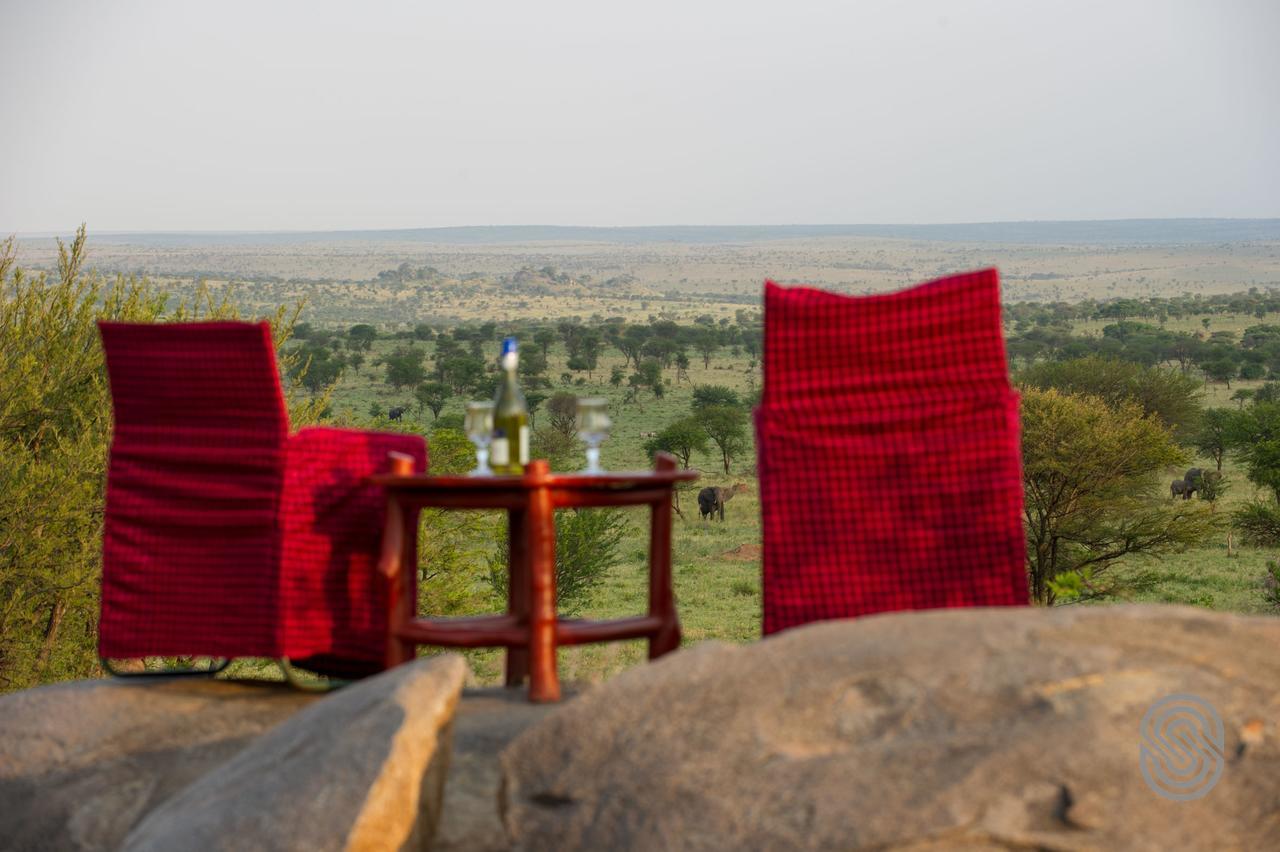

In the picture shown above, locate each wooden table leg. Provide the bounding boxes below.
[526,461,560,702]
[505,507,530,687]
[648,454,681,659]
[380,494,419,669]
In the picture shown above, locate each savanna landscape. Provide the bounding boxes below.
[6,220,1280,692]
[5,1,1279,845]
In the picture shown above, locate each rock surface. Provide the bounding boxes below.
[501,605,1280,850]
[0,676,320,851]
[433,686,577,851]
[122,654,467,851]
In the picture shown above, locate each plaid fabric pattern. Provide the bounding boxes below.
[756,269,1028,635]
[280,427,427,668]
[98,321,426,664]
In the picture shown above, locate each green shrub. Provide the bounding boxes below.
[0,229,321,691]
[1231,501,1280,546]
[415,428,501,617]
[530,425,579,471]
[486,509,627,615]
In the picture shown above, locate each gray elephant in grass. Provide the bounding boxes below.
[1171,479,1191,499]
[1183,468,1204,498]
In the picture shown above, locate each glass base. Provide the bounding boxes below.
[470,447,493,476]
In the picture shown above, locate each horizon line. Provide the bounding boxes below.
[7,216,1280,239]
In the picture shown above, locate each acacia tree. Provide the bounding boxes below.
[692,384,741,411]
[384,346,426,390]
[1020,388,1217,605]
[1225,401,1280,502]
[644,417,708,518]
[414,380,450,420]
[533,328,557,359]
[629,360,665,403]
[525,391,548,428]
[347,324,377,350]
[1193,408,1232,472]
[1018,356,1203,441]
[546,392,578,438]
[643,417,708,469]
[674,352,690,384]
[699,405,748,474]
[692,327,720,368]
[612,325,650,370]
[290,345,344,395]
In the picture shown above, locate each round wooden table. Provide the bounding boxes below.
[371,453,697,701]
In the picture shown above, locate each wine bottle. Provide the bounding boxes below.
[491,336,529,474]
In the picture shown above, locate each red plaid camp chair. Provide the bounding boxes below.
[756,269,1028,635]
[97,321,426,678]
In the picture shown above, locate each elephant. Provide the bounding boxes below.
[1183,468,1205,497]
[1171,479,1191,499]
[388,406,407,421]
[698,484,749,522]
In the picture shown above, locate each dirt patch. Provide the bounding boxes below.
[720,543,762,562]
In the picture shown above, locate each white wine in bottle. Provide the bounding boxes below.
[490,336,529,474]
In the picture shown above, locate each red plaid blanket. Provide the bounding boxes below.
[756,269,1028,635]
[98,321,426,668]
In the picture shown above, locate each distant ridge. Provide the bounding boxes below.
[52,219,1280,247]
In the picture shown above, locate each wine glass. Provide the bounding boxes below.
[576,397,612,475]
[464,401,495,476]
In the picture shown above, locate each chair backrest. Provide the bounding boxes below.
[98,321,291,659]
[756,269,1028,635]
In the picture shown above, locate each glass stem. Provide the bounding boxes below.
[586,446,601,474]
[477,447,491,474]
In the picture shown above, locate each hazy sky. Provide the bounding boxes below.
[2,0,1277,232]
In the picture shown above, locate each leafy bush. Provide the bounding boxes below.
[486,509,627,615]
[1231,501,1280,546]
[0,229,321,691]
[530,426,579,471]
[416,428,502,616]
[545,391,578,435]
[691,384,741,411]
[436,413,465,431]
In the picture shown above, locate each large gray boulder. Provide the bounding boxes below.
[123,653,468,851]
[0,675,320,850]
[434,687,576,851]
[501,605,1280,850]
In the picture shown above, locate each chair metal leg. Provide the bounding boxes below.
[277,658,349,692]
[101,657,231,677]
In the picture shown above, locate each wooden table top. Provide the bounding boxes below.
[370,467,699,492]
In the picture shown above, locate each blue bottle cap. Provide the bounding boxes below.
[502,336,518,356]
